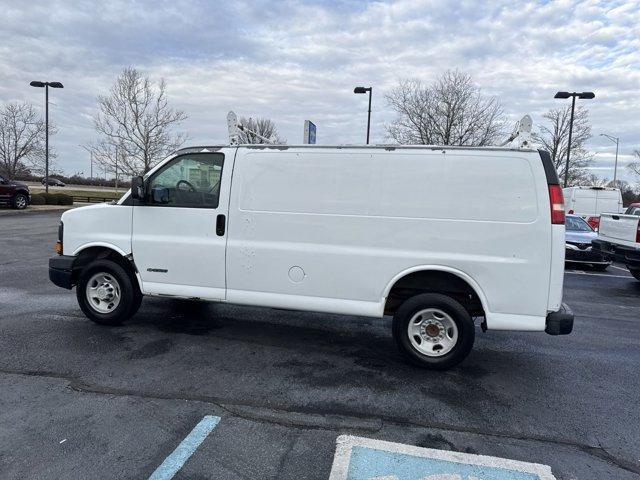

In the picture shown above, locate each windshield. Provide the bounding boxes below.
[566,216,593,232]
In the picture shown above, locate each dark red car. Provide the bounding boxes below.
[624,203,640,215]
[0,174,30,209]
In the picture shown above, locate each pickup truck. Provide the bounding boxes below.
[593,214,640,280]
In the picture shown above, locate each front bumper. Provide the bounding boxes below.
[592,239,640,269]
[545,303,574,335]
[565,246,608,264]
[49,255,75,289]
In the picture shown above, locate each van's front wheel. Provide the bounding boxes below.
[392,293,475,370]
[76,259,141,325]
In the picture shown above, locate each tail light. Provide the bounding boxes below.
[636,220,640,244]
[587,216,600,230]
[548,185,565,225]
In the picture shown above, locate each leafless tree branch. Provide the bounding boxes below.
[532,105,593,185]
[237,117,285,144]
[385,71,506,146]
[0,102,51,179]
[86,67,188,177]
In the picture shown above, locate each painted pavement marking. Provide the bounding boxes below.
[329,435,556,480]
[148,415,220,480]
[565,270,631,279]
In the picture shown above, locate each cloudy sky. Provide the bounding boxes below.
[1,0,638,181]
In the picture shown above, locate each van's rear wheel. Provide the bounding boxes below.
[392,293,474,370]
[76,259,141,325]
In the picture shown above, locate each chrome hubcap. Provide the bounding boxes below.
[408,308,459,357]
[86,272,121,313]
[16,196,26,208]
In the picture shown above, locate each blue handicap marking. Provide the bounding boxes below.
[148,415,221,480]
[329,435,556,480]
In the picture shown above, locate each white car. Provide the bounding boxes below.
[49,145,573,369]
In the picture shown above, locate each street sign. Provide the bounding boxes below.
[304,120,316,144]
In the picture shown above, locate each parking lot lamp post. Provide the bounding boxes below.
[554,91,595,187]
[30,81,64,193]
[600,133,620,184]
[354,86,372,144]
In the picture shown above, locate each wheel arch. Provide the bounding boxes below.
[72,244,141,291]
[383,266,488,318]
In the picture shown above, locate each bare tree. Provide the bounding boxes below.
[532,105,593,186]
[585,173,609,187]
[628,150,640,179]
[0,102,48,179]
[385,71,506,146]
[237,117,285,144]
[88,67,187,176]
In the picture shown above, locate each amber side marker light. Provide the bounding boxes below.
[54,241,63,255]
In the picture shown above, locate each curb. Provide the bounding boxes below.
[0,205,77,217]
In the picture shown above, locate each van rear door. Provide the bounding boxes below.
[595,189,622,214]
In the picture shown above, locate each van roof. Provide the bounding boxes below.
[176,144,538,154]
[566,185,620,191]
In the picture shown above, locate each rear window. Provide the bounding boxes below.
[566,216,593,232]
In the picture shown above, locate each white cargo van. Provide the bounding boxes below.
[49,145,573,369]
[563,186,623,230]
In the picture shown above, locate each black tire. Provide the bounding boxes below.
[12,193,28,210]
[392,293,475,370]
[592,264,609,272]
[629,268,640,282]
[76,259,142,325]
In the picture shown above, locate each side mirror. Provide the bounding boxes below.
[131,176,145,200]
[151,186,170,204]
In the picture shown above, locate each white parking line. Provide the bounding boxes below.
[565,271,631,279]
[610,264,630,272]
[329,435,556,480]
[148,415,220,480]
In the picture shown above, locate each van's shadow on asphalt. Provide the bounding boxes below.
[118,297,542,402]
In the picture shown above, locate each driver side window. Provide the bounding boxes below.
[147,153,224,208]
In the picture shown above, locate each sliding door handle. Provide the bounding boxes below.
[216,214,226,236]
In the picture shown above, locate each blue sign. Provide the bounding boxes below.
[304,120,316,144]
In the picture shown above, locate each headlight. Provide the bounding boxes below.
[565,243,579,250]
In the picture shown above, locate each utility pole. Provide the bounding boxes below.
[600,133,620,184]
[354,86,373,144]
[554,91,595,187]
[30,81,64,193]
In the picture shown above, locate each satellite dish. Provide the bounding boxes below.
[227,111,240,145]
[500,114,533,148]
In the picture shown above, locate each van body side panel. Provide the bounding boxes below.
[226,148,552,329]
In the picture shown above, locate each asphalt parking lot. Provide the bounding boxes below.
[1,212,639,479]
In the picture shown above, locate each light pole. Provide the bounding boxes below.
[354,86,372,144]
[30,81,63,193]
[78,144,93,181]
[600,133,620,185]
[554,91,595,187]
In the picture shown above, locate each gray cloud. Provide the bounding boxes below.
[0,0,638,182]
